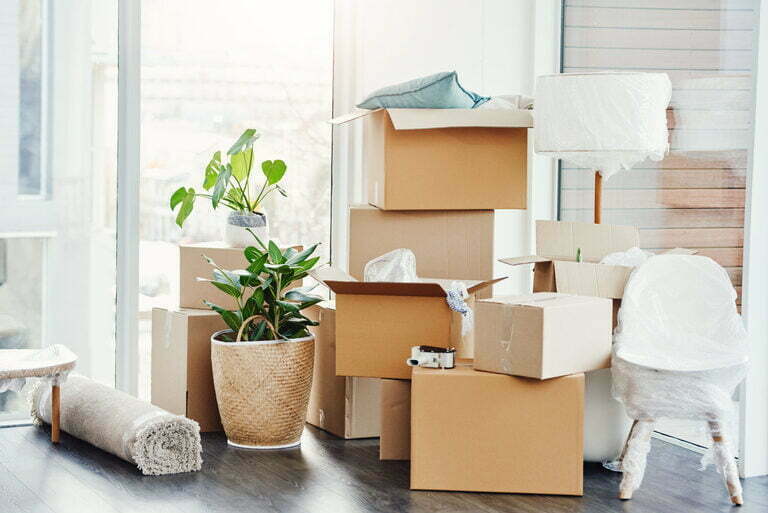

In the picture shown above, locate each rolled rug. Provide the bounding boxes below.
[30,375,202,476]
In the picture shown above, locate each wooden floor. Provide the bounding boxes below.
[1,425,766,513]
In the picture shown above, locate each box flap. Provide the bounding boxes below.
[329,108,382,125]
[479,292,605,308]
[310,266,357,285]
[536,220,639,262]
[387,108,534,130]
[498,255,552,267]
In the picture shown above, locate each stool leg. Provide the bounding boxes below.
[619,420,654,500]
[708,421,743,506]
[51,385,60,444]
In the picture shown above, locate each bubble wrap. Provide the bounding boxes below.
[611,254,748,467]
[600,247,653,268]
[363,248,418,282]
[535,72,672,179]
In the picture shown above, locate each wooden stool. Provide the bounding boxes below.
[0,346,77,443]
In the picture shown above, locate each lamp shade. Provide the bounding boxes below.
[535,72,672,179]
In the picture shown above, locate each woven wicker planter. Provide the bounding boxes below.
[210,330,315,449]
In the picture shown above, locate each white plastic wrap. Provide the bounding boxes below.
[0,345,77,393]
[535,72,672,179]
[363,248,418,282]
[612,254,747,460]
[599,247,653,268]
[445,281,473,335]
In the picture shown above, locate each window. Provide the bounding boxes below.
[137,0,334,398]
[18,0,45,196]
[559,0,760,447]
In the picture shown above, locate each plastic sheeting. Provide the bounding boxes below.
[599,247,653,268]
[0,345,77,393]
[535,72,672,179]
[363,248,418,283]
[612,254,747,467]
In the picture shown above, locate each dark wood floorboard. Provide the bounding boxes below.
[1,424,766,513]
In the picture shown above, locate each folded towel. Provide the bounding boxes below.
[31,375,202,475]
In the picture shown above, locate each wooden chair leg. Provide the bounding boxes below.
[51,385,60,444]
[708,421,743,506]
[619,420,654,500]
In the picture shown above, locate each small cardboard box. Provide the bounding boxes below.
[411,364,584,494]
[348,206,494,291]
[151,307,224,432]
[331,108,531,210]
[380,379,411,461]
[474,293,613,379]
[311,266,502,379]
[179,241,302,310]
[500,220,640,299]
[306,302,381,439]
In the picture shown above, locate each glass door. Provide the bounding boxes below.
[0,0,119,421]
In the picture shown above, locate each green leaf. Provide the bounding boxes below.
[230,150,249,181]
[276,184,288,197]
[247,253,268,274]
[175,188,195,227]
[264,263,291,273]
[285,244,318,265]
[296,256,320,272]
[170,186,187,210]
[211,165,232,209]
[213,268,243,290]
[227,129,260,155]
[210,281,242,298]
[284,289,322,303]
[203,151,221,190]
[268,240,284,263]
[244,246,264,263]
[276,300,300,313]
[251,320,268,341]
[261,160,287,185]
[203,301,241,332]
[226,187,244,206]
[245,230,268,250]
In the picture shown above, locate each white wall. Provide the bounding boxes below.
[332,0,560,294]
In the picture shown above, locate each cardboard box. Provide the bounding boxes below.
[310,266,502,379]
[347,205,494,287]
[411,364,584,494]
[151,307,224,432]
[306,302,381,439]
[500,220,640,299]
[474,292,612,379]
[180,241,302,309]
[331,108,531,210]
[380,379,411,461]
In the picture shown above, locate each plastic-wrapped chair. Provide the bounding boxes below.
[611,254,748,505]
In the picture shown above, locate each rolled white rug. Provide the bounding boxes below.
[30,375,202,475]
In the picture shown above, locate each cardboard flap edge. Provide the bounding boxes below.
[328,108,381,125]
[499,255,552,266]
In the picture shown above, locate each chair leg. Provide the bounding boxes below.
[708,421,743,506]
[51,385,60,444]
[619,420,654,500]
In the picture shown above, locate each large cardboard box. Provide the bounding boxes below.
[180,241,301,309]
[311,266,501,379]
[306,302,381,439]
[347,205,494,286]
[331,108,531,210]
[500,220,640,299]
[411,364,584,494]
[151,307,224,432]
[380,379,411,461]
[474,292,612,379]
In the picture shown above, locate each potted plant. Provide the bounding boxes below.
[169,129,289,247]
[202,233,322,449]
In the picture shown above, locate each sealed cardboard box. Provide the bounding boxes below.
[475,292,612,379]
[348,205,494,287]
[311,266,502,379]
[306,302,381,439]
[331,108,531,210]
[180,241,302,309]
[380,379,411,461]
[151,307,224,432]
[411,365,584,494]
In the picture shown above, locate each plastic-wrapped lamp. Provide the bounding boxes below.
[535,72,671,223]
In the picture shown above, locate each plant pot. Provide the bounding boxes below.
[210,330,314,449]
[224,211,269,247]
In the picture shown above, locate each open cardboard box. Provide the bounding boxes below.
[310,266,504,380]
[500,220,695,299]
[330,108,532,210]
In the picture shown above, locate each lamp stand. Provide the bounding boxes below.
[594,170,602,224]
